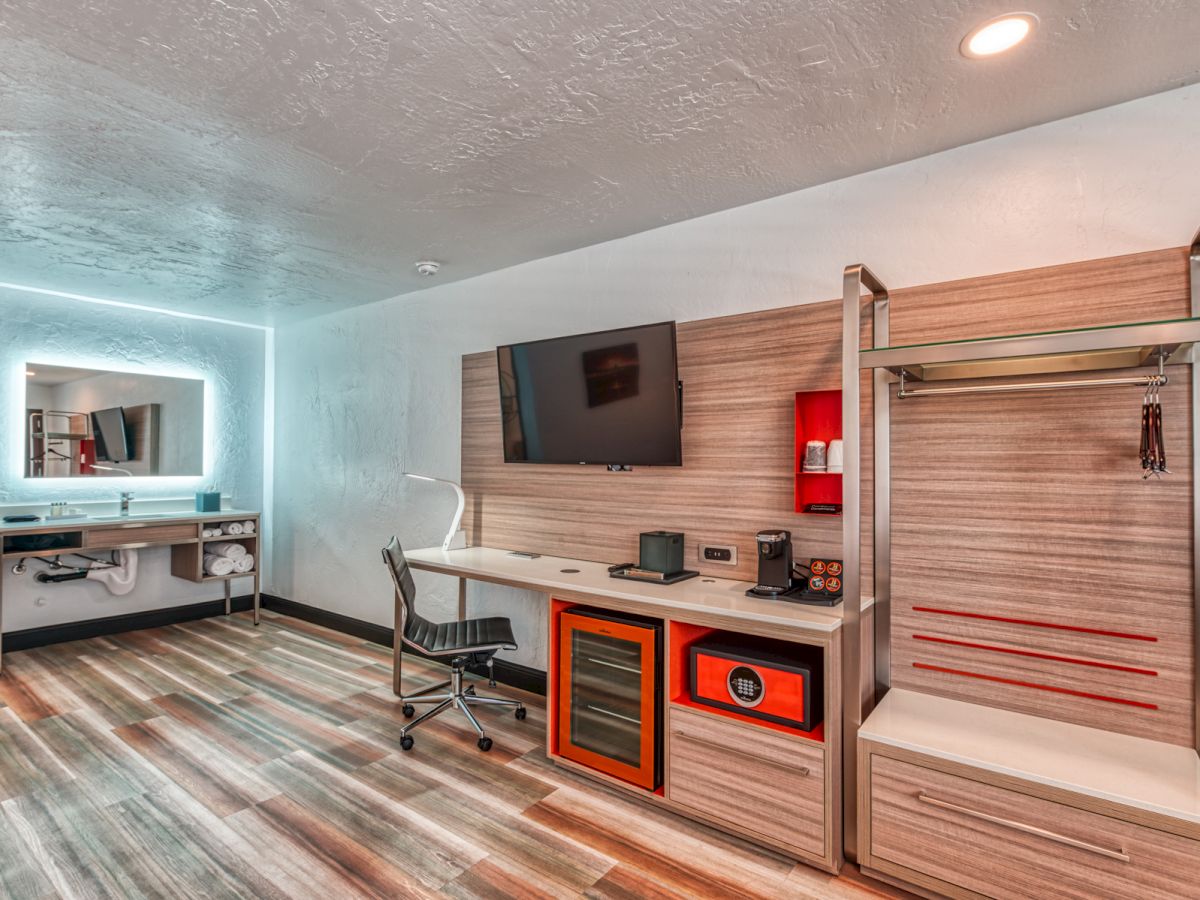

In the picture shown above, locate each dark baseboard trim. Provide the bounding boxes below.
[5,595,256,653]
[261,594,547,696]
[261,594,389,644]
[4,592,548,696]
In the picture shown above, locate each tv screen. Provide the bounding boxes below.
[91,406,132,463]
[497,322,682,466]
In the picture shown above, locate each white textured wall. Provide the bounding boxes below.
[0,289,267,630]
[272,84,1200,671]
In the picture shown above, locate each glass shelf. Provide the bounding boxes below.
[860,316,1200,382]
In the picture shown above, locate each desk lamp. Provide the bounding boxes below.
[402,472,467,552]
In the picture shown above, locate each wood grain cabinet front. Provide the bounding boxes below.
[667,706,825,857]
[85,522,199,548]
[866,753,1200,900]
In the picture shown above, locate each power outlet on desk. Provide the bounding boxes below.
[699,543,737,566]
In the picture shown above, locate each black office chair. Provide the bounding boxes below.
[382,537,525,751]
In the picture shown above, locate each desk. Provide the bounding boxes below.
[405,546,849,634]
[0,509,261,671]
[406,545,864,873]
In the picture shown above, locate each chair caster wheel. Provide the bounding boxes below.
[402,704,415,718]
[400,735,414,751]
[477,737,493,752]
[515,707,527,720]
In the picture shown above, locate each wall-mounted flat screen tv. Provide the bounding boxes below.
[497,322,682,466]
[91,406,133,463]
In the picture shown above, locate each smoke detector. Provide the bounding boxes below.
[415,260,441,277]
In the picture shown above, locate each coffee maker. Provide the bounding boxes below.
[746,529,804,599]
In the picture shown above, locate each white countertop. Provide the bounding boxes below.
[0,508,260,533]
[861,688,1200,825]
[406,545,866,634]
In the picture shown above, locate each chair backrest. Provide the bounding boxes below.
[381,536,419,639]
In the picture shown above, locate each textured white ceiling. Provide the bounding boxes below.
[1,1,1197,325]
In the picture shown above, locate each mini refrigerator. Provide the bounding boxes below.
[556,608,663,790]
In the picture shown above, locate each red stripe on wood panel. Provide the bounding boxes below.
[912,635,1158,676]
[911,607,1158,642]
[912,662,1160,710]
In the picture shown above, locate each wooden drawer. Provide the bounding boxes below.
[868,754,1200,900]
[667,706,824,856]
[85,522,198,548]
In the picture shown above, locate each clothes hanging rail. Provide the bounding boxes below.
[896,362,1167,399]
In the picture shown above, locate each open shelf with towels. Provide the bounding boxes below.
[172,531,258,583]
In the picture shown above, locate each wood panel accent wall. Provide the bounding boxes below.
[859,246,1195,746]
[461,304,845,582]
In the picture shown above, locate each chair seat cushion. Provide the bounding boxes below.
[405,615,517,655]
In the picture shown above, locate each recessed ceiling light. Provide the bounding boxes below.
[961,13,1038,59]
[26,370,35,377]
[415,260,441,277]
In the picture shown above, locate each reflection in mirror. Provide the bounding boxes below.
[25,364,204,478]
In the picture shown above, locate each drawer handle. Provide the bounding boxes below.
[672,730,810,777]
[585,704,641,725]
[916,792,1130,863]
[585,657,642,675]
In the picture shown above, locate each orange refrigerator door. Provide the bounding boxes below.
[557,610,660,790]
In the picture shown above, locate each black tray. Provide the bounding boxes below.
[781,591,843,607]
[610,568,699,586]
[745,585,842,606]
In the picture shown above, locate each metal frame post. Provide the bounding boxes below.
[1191,227,1200,754]
[842,263,890,862]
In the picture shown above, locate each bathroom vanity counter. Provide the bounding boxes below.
[0,508,261,533]
[0,509,262,671]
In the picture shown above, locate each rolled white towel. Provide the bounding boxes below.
[242,520,256,534]
[202,528,219,537]
[203,554,235,577]
[221,521,244,536]
[233,554,255,574]
[206,541,247,560]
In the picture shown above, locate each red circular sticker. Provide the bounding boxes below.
[826,576,841,592]
[810,560,826,575]
[809,575,825,591]
[827,561,843,576]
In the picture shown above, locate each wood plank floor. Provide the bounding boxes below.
[0,612,910,899]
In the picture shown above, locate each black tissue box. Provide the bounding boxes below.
[639,531,684,574]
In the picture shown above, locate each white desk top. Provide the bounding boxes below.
[406,546,865,634]
[861,688,1200,825]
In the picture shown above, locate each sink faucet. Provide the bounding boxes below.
[120,491,134,516]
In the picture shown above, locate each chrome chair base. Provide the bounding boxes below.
[399,658,525,752]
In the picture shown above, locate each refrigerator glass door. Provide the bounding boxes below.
[557,611,658,788]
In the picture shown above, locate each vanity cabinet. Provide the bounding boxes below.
[88,522,199,548]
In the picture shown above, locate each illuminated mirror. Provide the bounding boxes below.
[24,364,204,478]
